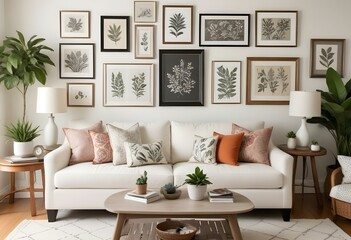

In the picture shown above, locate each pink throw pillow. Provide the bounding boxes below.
[89,131,113,164]
[63,121,103,165]
[231,124,273,165]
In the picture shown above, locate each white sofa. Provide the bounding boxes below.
[44,120,293,222]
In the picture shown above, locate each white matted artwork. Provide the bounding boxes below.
[103,63,154,106]
[67,83,95,107]
[60,10,90,38]
[134,1,157,23]
[101,16,129,52]
[135,25,154,59]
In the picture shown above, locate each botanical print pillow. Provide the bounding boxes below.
[107,123,142,165]
[338,155,351,184]
[189,135,218,164]
[89,131,113,164]
[124,141,167,167]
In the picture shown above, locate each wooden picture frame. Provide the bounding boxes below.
[135,25,155,59]
[103,63,154,107]
[67,83,95,107]
[101,16,130,52]
[310,39,345,78]
[255,11,298,47]
[212,61,241,104]
[59,43,95,79]
[246,57,299,105]
[162,5,193,44]
[134,1,157,23]
[199,14,250,47]
[159,49,204,106]
[60,10,90,38]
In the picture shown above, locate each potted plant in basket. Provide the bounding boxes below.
[161,183,182,200]
[184,166,212,201]
[135,171,148,194]
[286,131,297,149]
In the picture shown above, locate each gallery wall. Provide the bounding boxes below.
[2,0,351,193]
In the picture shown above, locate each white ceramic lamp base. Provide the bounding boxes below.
[296,117,309,147]
[44,114,58,148]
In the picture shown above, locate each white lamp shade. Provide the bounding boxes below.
[289,91,321,118]
[36,87,67,113]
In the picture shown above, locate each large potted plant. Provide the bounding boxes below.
[184,166,212,201]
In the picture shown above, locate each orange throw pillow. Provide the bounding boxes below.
[213,132,244,166]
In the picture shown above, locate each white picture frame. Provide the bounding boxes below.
[60,10,90,38]
[134,1,157,23]
[135,25,155,59]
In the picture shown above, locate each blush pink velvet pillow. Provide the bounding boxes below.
[89,131,113,164]
[231,124,273,165]
[63,121,103,165]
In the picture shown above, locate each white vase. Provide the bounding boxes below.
[187,184,207,201]
[287,138,296,149]
[311,144,320,151]
[13,141,34,157]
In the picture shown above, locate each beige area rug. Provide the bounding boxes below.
[5,210,350,240]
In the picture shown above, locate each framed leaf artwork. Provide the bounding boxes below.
[103,63,154,106]
[212,61,241,104]
[67,83,95,107]
[101,16,130,52]
[246,57,299,105]
[162,5,193,44]
[60,10,90,38]
[159,49,204,106]
[310,39,345,78]
[135,25,155,59]
[134,1,157,23]
[59,43,95,79]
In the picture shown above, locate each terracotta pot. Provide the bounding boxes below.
[136,184,147,195]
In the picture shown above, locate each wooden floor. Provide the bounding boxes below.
[0,194,350,239]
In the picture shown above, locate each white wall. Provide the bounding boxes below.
[2,0,351,193]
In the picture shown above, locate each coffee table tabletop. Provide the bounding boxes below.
[105,189,254,240]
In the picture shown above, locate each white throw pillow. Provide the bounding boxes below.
[124,141,167,167]
[338,155,351,183]
[107,123,142,165]
[189,135,218,164]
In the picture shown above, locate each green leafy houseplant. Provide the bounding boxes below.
[286,131,296,138]
[5,120,40,142]
[184,166,212,186]
[311,140,319,145]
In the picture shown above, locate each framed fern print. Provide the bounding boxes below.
[103,63,154,106]
[255,11,298,47]
[199,14,250,47]
[135,25,154,59]
[310,39,345,78]
[159,49,204,106]
[59,43,95,79]
[134,1,157,23]
[212,61,241,104]
[162,5,193,44]
[101,16,130,52]
[246,57,299,105]
[67,83,95,107]
[60,10,90,38]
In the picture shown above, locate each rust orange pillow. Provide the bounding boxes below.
[213,132,244,166]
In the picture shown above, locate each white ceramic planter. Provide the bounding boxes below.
[287,138,297,149]
[13,141,34,157]
[187,184,207,201]
[311,144,320,151]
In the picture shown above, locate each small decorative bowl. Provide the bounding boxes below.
[160,188,182,200]
[156,220,198,240]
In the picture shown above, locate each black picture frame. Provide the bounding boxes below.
[199,14,250,47]
[101,16,130,52]
[159,49,204,106]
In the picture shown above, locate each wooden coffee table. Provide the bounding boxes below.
[105,189,254,240]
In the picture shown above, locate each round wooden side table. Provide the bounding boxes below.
[278,145,327,207]
[0,158,44,216]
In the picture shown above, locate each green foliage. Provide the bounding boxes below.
[67,17,83,32]
[64,51,88,72]
[132,73,146,98]
[136,171,148,185]
[169,13,186,37]
[311,140,319,145]
[162,182,180,194]
[108,24,122,44]
[111,72,125,98]
[319,47,335,68]
[184,167,212,186]
[216,65,237,100]
[286,131,296,138]
[5,120,40,142]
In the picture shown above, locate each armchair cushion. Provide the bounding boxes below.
[338,155,351,183]
[330,184,351,203]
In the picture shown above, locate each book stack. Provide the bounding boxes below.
[208,188,234,203]
[124,190,161,204]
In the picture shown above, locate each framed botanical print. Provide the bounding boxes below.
[103,63,154,106]
[59,43,95,79]
[135,25,155,59]
[212,61,241,104]
[199,14,250,47]
[67,83,95,107]
[134,1,157,23]
[101,16,130,52]
[310,39,345,78]
[159,49,204,106]
[162,5,193,44]
[246,57,299,105]
[60,10,90,38]
[255,11,298,47]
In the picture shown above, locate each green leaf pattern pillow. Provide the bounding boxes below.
[124,141,167,167]
[189,135,218,164]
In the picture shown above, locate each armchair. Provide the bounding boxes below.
[330,167,351,220]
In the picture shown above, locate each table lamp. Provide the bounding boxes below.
[289,91,321,147]
[36,87,67,149]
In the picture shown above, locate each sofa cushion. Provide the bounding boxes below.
[124,141,167,167]
[54,162,173,189]
[173,162,283,189]
[189,135,218,164]
[214,132,244,166]
[89,131,113,164]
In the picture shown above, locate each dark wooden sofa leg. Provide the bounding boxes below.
[281,209,291,221]
[47,210,58,222]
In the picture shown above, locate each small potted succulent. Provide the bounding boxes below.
[161,183,182,200]
[311,140,320,152]
[184,166,212,201]
[135,171,148,194]
[286,131,297,149]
